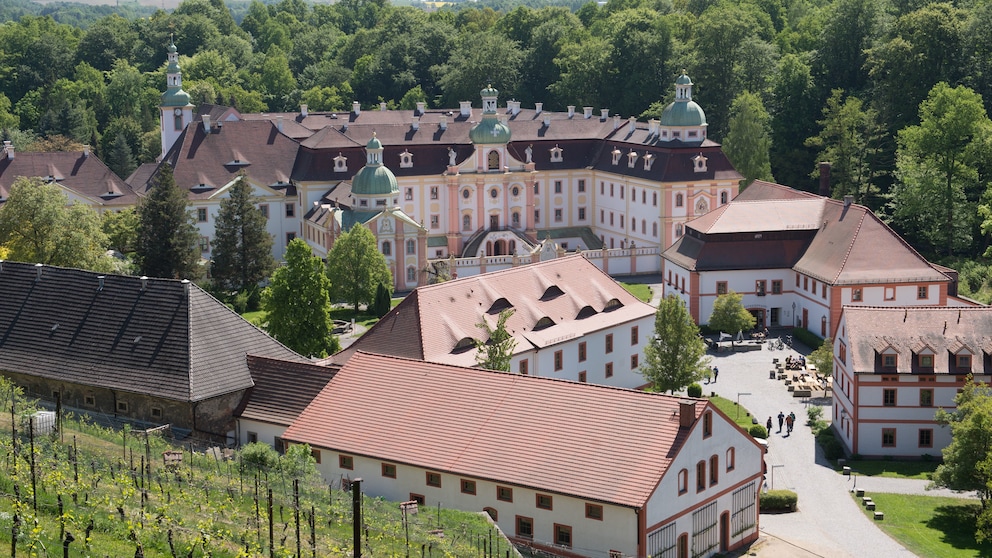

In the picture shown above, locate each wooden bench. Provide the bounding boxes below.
[793,390,812,398]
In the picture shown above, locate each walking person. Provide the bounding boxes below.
[766,416,773,433]
[786,412,795,434]
[712,366,719,383]
[777,411,785,433]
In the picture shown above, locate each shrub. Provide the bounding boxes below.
[816,428,845,460]
[760,490,797,512]
[806,406,823,425]
[282,443,318,479]
[232,290,250,314]
[791,327,823,350]
[241,442,279,472]
[687,383,703,397]
[749,424,768,439]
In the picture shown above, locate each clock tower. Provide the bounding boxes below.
[159,37,194,160]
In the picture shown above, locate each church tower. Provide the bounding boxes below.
[159,37,194,160]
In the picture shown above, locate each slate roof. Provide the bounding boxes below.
[333,255,655,367]
[283,351,703,508]
[0,149,139,207]
[239,355,339,426]
[843,306,992,375]
[663,181,949,285]
[0,262,305,402]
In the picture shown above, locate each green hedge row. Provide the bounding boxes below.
[760,490,798,511]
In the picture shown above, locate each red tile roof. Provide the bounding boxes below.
[843,306,992,374]
[283,351,702,507]
[333,255,655,367]
[0,150,139,207]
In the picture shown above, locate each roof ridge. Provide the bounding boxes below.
[415,254,587,292]
[829,203,865,284]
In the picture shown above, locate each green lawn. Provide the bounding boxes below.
[707,394,759,431]
[239,297,404,330]
[842,459,939,480]
[855,493,992,557]
[621,282,653,304]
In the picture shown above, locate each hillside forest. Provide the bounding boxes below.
[3,0,992,297]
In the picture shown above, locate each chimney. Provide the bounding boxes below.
[83,145,90,157]
[613,115,621,130]
[535,102,543,114]
[567,106,575,118]
[201,115,211,133]
[181,278,190,295]
[818,161,831,197]
[140,276,148,291]
[440,114,448,130]
[416,101,426,115]
[353,101,361,116]
[3,140,12,159]
[460,101,472,117]
[300,104,308,117]
[509,100,520,115]
[0,259,4,272]
[411,116,420,131]
[649,119,659,135]
[97,275,105,292]
[543,114,551,127]
[35,263,43,281]
[601,108,610,120]
[844,195,853,207]
[679,400,696,428]
[628,116,636,134]
[583,106,593,119]
[276,115,283,132]
[379,102,388,111]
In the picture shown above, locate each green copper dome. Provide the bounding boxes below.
[675,71,692,85]
[161,88,191,107]
[661,101,706,127]
[366,135,382,150]
[352,165,398,196]
[481,85,499,98]
[470,118,511,144]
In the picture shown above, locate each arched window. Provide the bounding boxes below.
[382,241,391,256]
[462,214,472,231]
[676,193,684,207]
[726,447,735,471]
[641,221,646,234]
[488,150,500,170]
[720,191,729,204]
[406,239,416,255]
[652,222,658,237]
[174,114,183,131]
[406,266,417,282]
[677,469,688,495]
[512,212,520,227]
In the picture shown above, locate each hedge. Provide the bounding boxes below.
[760,490,798,512]
[687,383,703,397]
[749,424,768,439]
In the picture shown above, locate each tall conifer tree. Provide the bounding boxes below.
[135,164,200,279]
[210,174,275,292]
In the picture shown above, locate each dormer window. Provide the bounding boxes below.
[882,354,897,368]
[693,154,708,173]
[359,199,368,207]
[549,145,563,163]
[627,151,638,168]
[226,158,249,166]
[957,354,972,370]
[375,199,386,207]
[399,150,413,169]
[919,354,934,368]
[334,153,348,173]
[643,153,655,171]
[611,148,621,165]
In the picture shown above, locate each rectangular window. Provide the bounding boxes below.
[382,463,396,478]
[703,412,712,437]
[631,326,639,345]
[461,479,476,495]
[756,280,766,296]
[286,232,295,243]
[339,455,354,470]
[882,428,896,447]
[247,431,258,443]
[519,360,528,375]
[426,472,441,487]
[516,516,533,539]
[199,236,210,252]
[852,288,862,301]
[885,287,895,300]
[631,354,639,369]
[258,204,269,219]
[311,449,322,464]
[578,371,586,382]
[534,183,540,195]
[653,192,657,206]
[585,503,603,521]
[554,524,572,547]
[578,342,587,362]
[709,456,719,486]
[197,207,208,222]
[919,429,933,448]
[430,215,439,229]
[620,185,624,199]
[409,493,425,505]
[84,395,95,407]
[534,209,540,223]
[958,354,972,369]
[610,184,614,197]
[285,203,295,217]
[883,389,896,407]
[605,334,613,353]
[536,493,553,510]
[771,280,782,294]
[554,180,562,193]
[497,486,513,502]
[430,186,438,200]
[605,362,613,378]
[578,207,586,220]
[804,277,808,290]
[796,274,800,287]
[918,285,927,299]
[117,401,129,413]
[405,187,413,201]
[697,461,706,491]
[554,208,563,222]
[554,350,563,371]
[716,282,728,295]
[920,389,933,407]
[578,179,586,192]
[919,354,933,368]
[883,354,897,368]
[609,212,614,226]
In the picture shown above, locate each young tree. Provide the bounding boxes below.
[210,175,276,292]
[262,238,337,358]
[723,91,774,188]
[325,224,392,316]
[640,295,710,394]
[102,207,138,254]
[475,308,517,371]
[808,338,834,377]
[708,291,756,343]
[372,282,391,318]
[135,165,201,279]
[931,377,992,541]
[0,177,113,271]
[106,132,137,179]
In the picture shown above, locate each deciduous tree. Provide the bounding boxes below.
[210,174,276,292]
[262,238,336,358]
[723,91,774,188]
[475,308,516,371]
[325,224,392,316]
[640,295,709,394]
[708,291,756,342]
[808,338,834,377]
[135,165,201,279]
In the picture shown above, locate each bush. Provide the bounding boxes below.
[816,428,845,460]
[749,424,768,439]
[760,490,797,512]
[241,442,280,472]
[791,327,823,350]
[806,406,823,425]
[232,290,250,314]
[687,383,703,397]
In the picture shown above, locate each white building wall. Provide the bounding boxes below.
[238,419,287,448]
[314,453,640,557]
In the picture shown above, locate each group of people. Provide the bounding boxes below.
[767,411,797,435]
[785,354,806,371]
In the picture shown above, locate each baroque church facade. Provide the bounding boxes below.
[130,42,742,289]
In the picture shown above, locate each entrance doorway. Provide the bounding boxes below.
[748,308,765,328]
[770,307,780,327]
[720,511,730,552]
